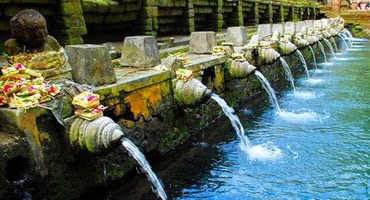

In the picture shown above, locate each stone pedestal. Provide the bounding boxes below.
[189,31,217,54]
[226,26,247,46]
[305,20,314,29]
[284,22,296,35]
[295,21,306,33]
[272,24,284,35]
[314,20,322,30]
[257,24,272,39]
[120,36,160,67]
[66,44,117,86]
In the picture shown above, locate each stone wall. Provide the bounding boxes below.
[0,0,319,48]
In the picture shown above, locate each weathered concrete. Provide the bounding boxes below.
[226,26,247,46]
[120,36,161,67]
[257,24,272,39]
[189,31,217,54]
[66,44,117,86]
[272,23,285,35]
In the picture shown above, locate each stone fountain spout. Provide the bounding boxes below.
[229,60,257,79]
[68,116,124,155]
[173,72,212,106]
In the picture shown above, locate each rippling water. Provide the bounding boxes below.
[91,39,370,199]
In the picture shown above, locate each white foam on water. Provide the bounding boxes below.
[278,110,318,123]
[293,91,316,100]
[309,69,331,74]
[301,78,325,86]
[242,141,283,161]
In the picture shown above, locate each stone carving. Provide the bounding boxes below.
[4,9,72,81]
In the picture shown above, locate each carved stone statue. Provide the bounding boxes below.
[4,9,72,80]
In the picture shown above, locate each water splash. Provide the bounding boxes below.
[254,71,282,113]
[342,29,353,46]
[338,33,349,49]
[330,37,338,53]
[279,57,296,91]
[121,137,167,200]
[308,46,318,69]
[295,50,310,77]
[317,41,327,63]
[301,78,325,86]
[242,141,283,161]
[211,93,250,148]
[323,38,336,58]
[293,91,316,100]
[211,94,282,161]
[278,110,319,123]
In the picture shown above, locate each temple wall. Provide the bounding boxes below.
[0,0,319,48]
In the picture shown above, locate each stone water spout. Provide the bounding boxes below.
[68,116,124,155]
[229,59,256,79]
[271,31,297,55]
[173,72,212,106]
[246,35,281,65]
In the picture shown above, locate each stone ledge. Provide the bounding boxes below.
[94,67,171,98]
[185,54,227,72]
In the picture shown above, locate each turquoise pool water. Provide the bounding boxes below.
[92,38,370,200]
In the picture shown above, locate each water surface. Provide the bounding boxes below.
[95,39,370,200]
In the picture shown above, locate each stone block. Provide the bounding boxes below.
[124,2,141,11]
[321,18,329,29]
[57,27,87,38]
[120,36,160,67]
[59,1,83,15]
[0,0,11,3]
[295,21,306,33]
[304,20,314,28]
[284,21,296,34]
[189,31,216,54]
[272,23,284,35]
[104,13,123,23]
[122,12,138,21]
[144,0,158,6]
[109,4,125,13]
[313,20,322,30]
[257,24,272,39]
[55,14,85,28]
[59,36,84,46]
[84,13,105,24]
[226,26,247,46]
[144,7,158,18]
[65,44,117,86]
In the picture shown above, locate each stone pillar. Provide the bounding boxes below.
[142,0,158,36]
[183,0,195,34]
[268,1,273,24]
[65,44,117,86]
[226,26,247,46]
[56,0,87,45]
[279,4,284,23]
[189,31,216,54]
[237,0,244,26]
[120,36,161,67]
[254,2,259,25]
[213,0,223,32]
[257,24,272,39]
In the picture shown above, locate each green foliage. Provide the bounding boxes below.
[1,52,8,58]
